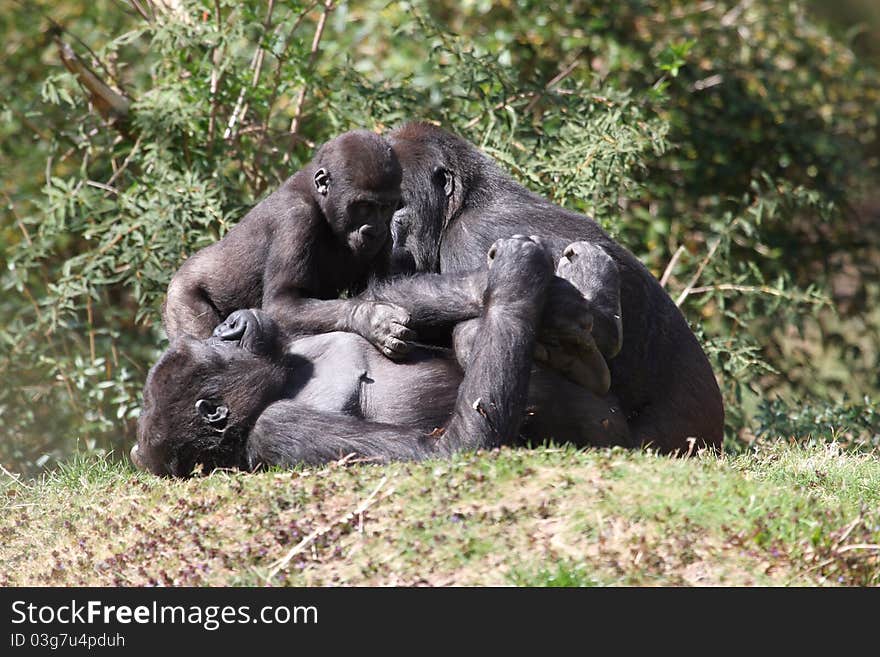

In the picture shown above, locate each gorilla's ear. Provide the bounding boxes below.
[195,399,229,432]
[314,168,331,196]
[433,166,454,199]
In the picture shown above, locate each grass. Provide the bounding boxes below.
[1,442,878,586]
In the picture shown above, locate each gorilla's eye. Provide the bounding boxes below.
[195,399,229,432]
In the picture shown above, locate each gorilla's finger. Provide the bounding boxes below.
[391,324,417,341]
[381,337,411,360]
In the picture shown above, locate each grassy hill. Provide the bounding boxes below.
[2,443,878,586]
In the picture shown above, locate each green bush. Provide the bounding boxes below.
[1,0,878,471]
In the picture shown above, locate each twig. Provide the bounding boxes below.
[660,245,686,288]
[265,475,389,581]
[207,0,224,145]
[105,135,142,189]
[86,180,119,195]
[524,53,583,113]
[332,452,361,467]
[836,543,880,554]
[127,0,154,22]
[225,0,276,141]
[288,0,335,141]
[98,222,143,255]
[684,284,825,305]
[7,105,52,142]
[86,296,96,363]
[464,92,535,130]
[675,238,720,307]
[254,0,320,176]
[2,192,32,247]
[835,514,862,547]
[0,463,29,489]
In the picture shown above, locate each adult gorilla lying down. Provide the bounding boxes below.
[131,237,629,477]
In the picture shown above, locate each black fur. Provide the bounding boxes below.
[162,130,415,360]
[386,122,724,452]
[132,238,629,476]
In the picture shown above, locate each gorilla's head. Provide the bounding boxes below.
[132,310,291,477]
[387,122,498,272]
[311,130,402,262]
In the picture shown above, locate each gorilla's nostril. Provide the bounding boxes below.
[214,319,245,341]
[487,246,497,261]
[563,246,576,260]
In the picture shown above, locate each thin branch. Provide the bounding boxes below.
[126,0,153,22]
[86,296,96,364]
[660,245,686,288]
[2,192,33,247]
[97,222,143,255]
[224,0,276,141]
[254,0,320,173]
[264,474,389,582]
[0,463,29,490]
[86,180,119,195]
[104,135,142,189]
[836,543,880,554]
[524,52,584,113]
[207,0,224,145]
[288,0,335,140]
[7,106,52,142]
[463,92,536,130]
[675,238,720,307]
[685,283,826,305]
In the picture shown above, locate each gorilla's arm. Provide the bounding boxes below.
[163,262,224,340]
[247,404,440,466]
[248,237,553,467]
[362,270,488,329]
[255,202,414,359]
[364,263,615,394]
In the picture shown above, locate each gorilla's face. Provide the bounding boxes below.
[387,134,454,273]
[313,131,402,263]
[132,310,291,477]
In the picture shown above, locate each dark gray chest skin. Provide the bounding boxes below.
[283,332,463,431]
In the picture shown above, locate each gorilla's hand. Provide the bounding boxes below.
[536,277,611,396]
[485,235,554,309]
[349,300,417,360]
[212,309,281,357]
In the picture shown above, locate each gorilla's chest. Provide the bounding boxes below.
[284,332,371,416]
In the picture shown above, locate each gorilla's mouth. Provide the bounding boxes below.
[349,224,390,260]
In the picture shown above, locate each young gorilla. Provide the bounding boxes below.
[132,237,630,476]
[385,122,724,453]
[162,130,414,359]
